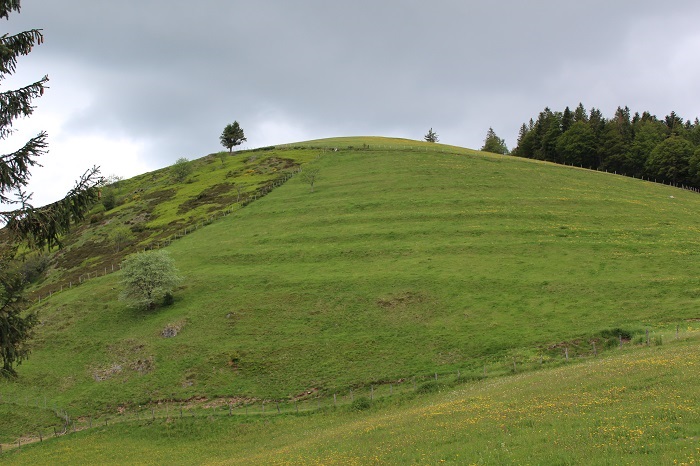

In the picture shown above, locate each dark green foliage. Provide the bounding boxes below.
[646,136,694,185]
[598,328,634,340]
[163,291,174,306]
[350,396,371,411]
[481,127,508,154]
[102,187,117,210]
[220,121,246,154]
[512,104,700,187]
[415,381,441,394]
[555,121,595,166]
[424,128,438,143]
[15,252,49,283]
[0,255,37,377]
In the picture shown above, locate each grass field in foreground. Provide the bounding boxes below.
[4,333,700,465]
[3,140,700,417]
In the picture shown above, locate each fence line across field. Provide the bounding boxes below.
[0,323,687,455]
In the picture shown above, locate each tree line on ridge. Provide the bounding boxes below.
[511,104,700,187]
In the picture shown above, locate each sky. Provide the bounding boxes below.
[2,0,700,206]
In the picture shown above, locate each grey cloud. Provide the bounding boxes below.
[6,0,700,169]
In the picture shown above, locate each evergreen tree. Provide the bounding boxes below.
[573,103,588,123]
[512,122,537,158]
[664,111,685,137]
[481,127,508,154]
[424,128,438,143]
[561,106,573,132]
[534,109,562,162]
[0,0,101,377]
[220,121,246,154]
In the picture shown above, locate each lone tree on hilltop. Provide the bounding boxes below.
[119,250,182,311]
[424,128,439,143]
[481,127,509,154]
[0,0,102,377]
[220,121,246,156]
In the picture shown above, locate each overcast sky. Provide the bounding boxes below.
[2,0,700,206]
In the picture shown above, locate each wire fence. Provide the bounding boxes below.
[30,162,314,305]
[1,324,693,455]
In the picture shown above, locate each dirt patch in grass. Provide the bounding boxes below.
[177,183,235,215]
[161,320,187,338]
[377,291,425,309]
[252,156,297,174]
[142,188,176,204]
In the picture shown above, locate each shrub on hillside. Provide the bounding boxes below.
[350,396,371,411]
[102,188,117,211]
[172,157,192,182]
[119,250,182,310]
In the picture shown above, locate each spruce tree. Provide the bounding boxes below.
[220,121,246,154]
[424,128,438,143]
[481,127,508,154]
[1,0,101,377]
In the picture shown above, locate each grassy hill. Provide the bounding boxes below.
[2,136,700,461]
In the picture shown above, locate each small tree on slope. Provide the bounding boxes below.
[119,251,182,310]
[481,127,509,154]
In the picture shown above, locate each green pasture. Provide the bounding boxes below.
[4,333,700,464]
[3,137,700,462]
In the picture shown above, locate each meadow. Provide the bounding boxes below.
[2,137,700,462]
[3,332,699,464]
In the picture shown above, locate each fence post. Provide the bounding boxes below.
[565,347,569,361]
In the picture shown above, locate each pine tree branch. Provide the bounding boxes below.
[0,0,21,20]
[0,131,46,202]
[1,166,103,250]
[0,29,44,77]
[0,76,48,139]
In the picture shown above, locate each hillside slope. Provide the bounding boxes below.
[3,137,700,415]
[5,333,700,464]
